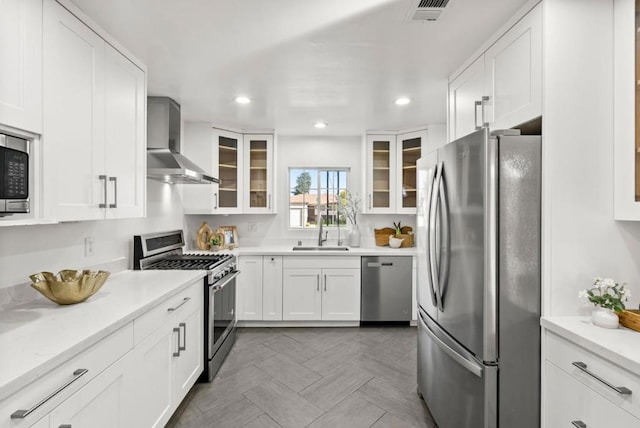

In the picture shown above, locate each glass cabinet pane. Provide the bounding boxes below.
[248,139,268,208]
[401,137,421,208]
[218,136,238,208]
[636,0,640,201]
[372,140,391,208]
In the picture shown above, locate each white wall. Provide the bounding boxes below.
[183,134,417,248]
[543,0,640,315]
[0,180,184,289]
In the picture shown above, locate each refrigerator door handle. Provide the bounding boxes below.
[427,163,441,309]
[429,162,444,312]
[419,311,483,378]
[437,162,451,307]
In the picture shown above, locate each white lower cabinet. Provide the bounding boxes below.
[282,257,360,322]
[543,330,640,427]
[48,351,135,428]
[263,256,283,320]
[237,256,264,320]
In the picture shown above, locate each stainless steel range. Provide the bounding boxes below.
[133,230,238,382]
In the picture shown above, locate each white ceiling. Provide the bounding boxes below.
[70,0,529,136]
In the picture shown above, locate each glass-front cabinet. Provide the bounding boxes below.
[243,134,274,213]
[365,129,426,214]
[217,132,242,212]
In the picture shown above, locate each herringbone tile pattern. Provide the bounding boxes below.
[167,327,436,428]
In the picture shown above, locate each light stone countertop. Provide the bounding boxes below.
[0,270,205,402]
[189,245,417,257]
[541,316,640,375]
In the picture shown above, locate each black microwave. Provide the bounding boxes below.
[0,133,29,215]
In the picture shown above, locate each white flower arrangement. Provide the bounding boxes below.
[337,190,360,226]
[579,277,630,312]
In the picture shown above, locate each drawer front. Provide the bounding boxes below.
[546,331,640,419]
[0,323,133,428]
[283,256,360,269]
[545,360,640,427]
[133,280,203,344]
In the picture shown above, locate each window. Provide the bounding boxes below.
[289,168,348,229]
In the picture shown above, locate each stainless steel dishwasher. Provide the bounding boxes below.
[361,256,412,324]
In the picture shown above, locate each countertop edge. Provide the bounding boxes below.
[541,316,640,375]
[0,270,206,402]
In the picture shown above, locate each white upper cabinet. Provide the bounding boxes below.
[365,129,427,214]
[243,134,275,213]
[448,3,542,141]
[448,56,485,142]
[42,0,145,222]
[181,123,218,214]
[483,3,542,131]
[0,0,42,134]
[216,129,244,214]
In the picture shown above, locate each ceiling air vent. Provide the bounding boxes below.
[406,0,450,22]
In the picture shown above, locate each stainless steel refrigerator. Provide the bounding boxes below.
[416,128,541,428]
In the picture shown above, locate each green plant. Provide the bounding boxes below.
[393,221,402,235]
[210,235,222,246]
[579,277,630,312]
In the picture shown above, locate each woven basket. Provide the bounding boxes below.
[374,228,396,246]
[619,309,640,332]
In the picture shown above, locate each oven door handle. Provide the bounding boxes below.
[212,271,240,291]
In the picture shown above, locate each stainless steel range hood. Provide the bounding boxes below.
[147,96,219,184]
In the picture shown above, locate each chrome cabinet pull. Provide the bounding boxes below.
[167,297,190,312]
[173,327,181,357]
[317,274,320,291]
[571,421,586,428]
[369,194,372,210]
[268,193,271,210]
[481,96,490,127]
[99,175,107,208]
[214,192,218,209]
[324,274,327,291]
[474,100,482,130]
[59,425,72,428]
[179,322,186,351]
[108,176,117,208]
[572,362,632,395]
[11,369,89,419]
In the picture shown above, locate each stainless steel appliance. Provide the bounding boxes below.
[361,256,412,324]
[133,230,238,382]
[146,97,219,185]
[416,128,541,428]
[0,133,29,215]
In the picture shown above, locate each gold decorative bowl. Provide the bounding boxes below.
[29,270,110,305]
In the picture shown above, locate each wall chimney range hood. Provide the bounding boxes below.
[147,96,219,184]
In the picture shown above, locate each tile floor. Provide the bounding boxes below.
[166,326,436,428]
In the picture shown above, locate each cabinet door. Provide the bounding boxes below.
[43,0,105,221]
[544,361,640,427]
[132,323,174,428]
[182,123,218,214]
[396,130,426,214]
[173,306,203,403]
[484,3,542,130]
[365,135,396,213]
[448,56,485,142]
[321,268,360,321]
[49,351,134,428]
[283,268,322,320]
[104,45,145,219]
[237,256,263,320]
[0,0,42,133]
[263,256,283,320]
[244,134,274,213]
[216,129,243,214]
[28,417,49,428]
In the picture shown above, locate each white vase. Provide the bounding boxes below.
[591,307,619,329]
[349,225,361,247]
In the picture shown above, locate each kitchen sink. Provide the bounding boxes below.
[292,246,350,251]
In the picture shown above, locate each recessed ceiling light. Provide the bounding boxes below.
[314,122,327,129]
[395,97,411,105]
[234,96,251,104]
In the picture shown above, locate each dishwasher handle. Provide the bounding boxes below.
[366,262,394,267]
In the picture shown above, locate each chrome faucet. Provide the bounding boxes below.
[318,218,328,246]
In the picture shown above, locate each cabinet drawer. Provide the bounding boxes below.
[545,360,640,427]
[133,280,202,344]
[546,331,640,419]
[0,323,133,428]
[283,256,360,269]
